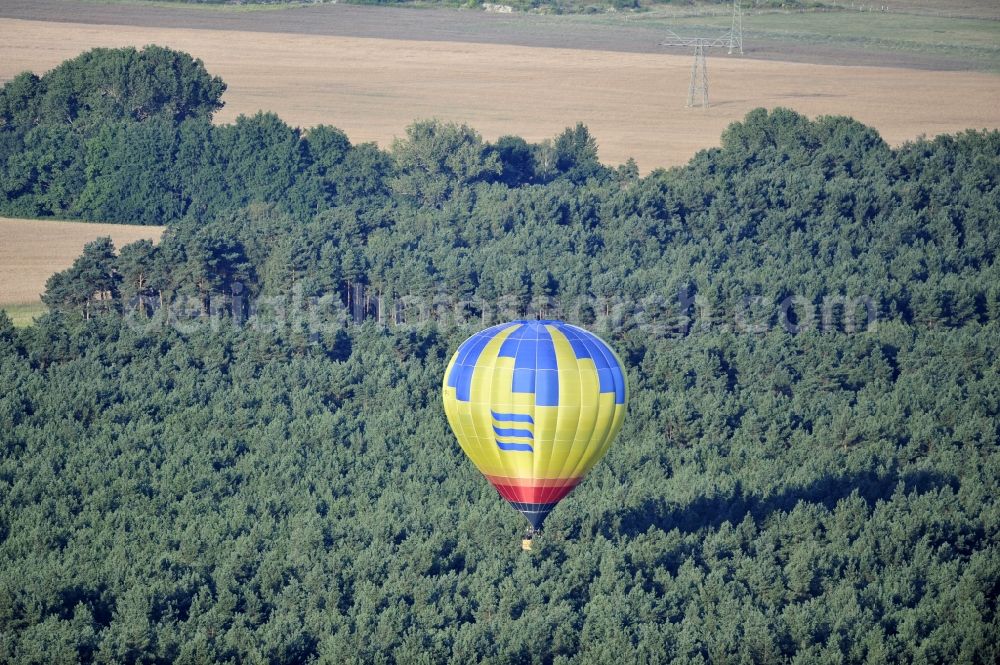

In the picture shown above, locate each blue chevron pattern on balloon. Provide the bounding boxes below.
[445,320,625,406]
[493,410,535,453]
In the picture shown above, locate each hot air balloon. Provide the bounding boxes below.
[442,320,627,547]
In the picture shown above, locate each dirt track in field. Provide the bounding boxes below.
[0,0,989,71]
[0,217,163,305]
[2,17,998,172]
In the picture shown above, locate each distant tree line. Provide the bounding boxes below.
[116,1,766,13]
[0,46,612,226]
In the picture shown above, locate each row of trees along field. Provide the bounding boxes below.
[112,1,778,13]
[2,46,999,663]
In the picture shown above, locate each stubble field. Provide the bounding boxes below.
[0,217,163,323]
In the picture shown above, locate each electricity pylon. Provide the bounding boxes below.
[659,32,729,108]
[689,43,709,108]
[729,1,744,55]
[658,1,744,109]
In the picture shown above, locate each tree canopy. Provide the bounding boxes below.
[1,48,998,663]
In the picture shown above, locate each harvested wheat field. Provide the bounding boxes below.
[0,217,164,306]
[1,18,998,172]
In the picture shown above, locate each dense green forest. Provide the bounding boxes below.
[2,47,999,663]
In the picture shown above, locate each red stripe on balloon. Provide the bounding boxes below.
[484,475,581,488]
[486,476,581,504]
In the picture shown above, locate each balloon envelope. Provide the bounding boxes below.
[442,320,627,529]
